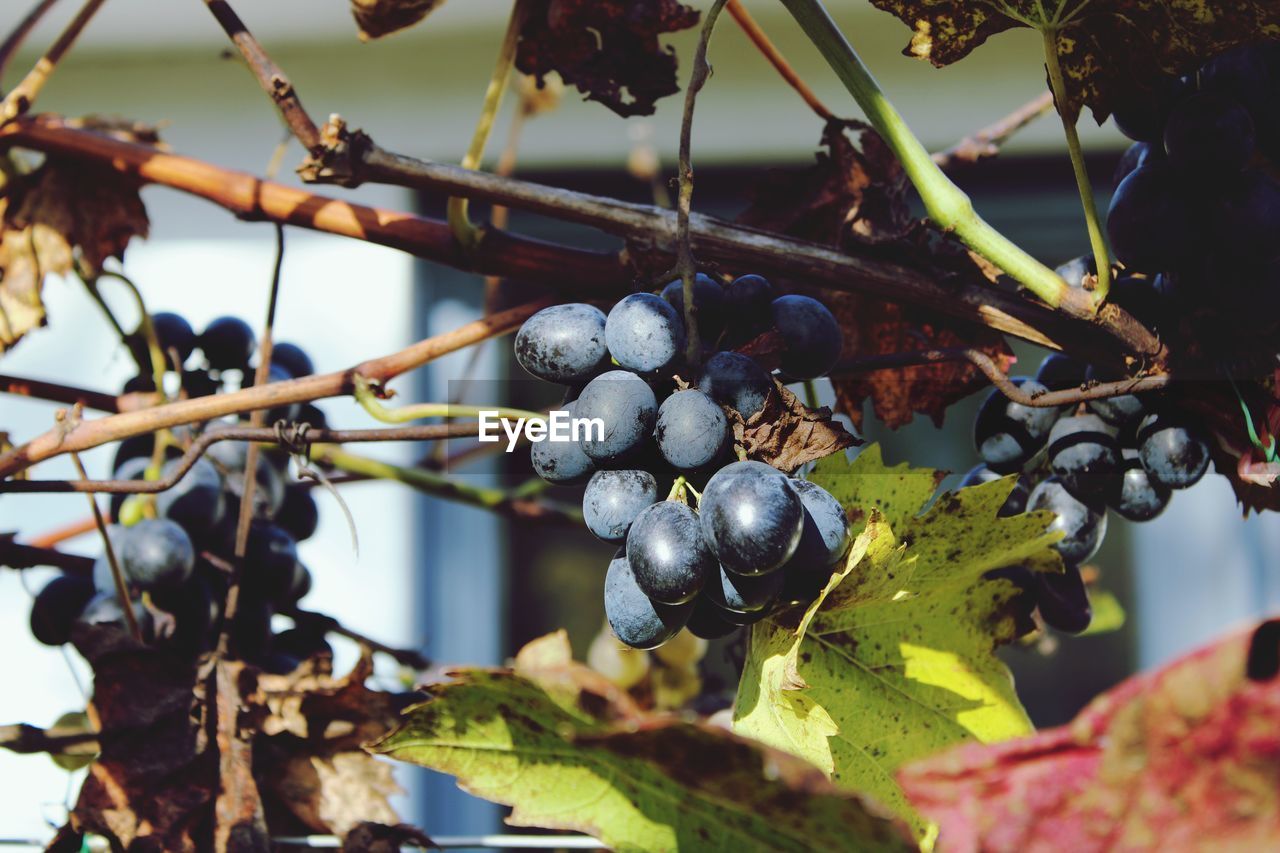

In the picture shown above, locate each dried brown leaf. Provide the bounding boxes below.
[736,382,861,473]
[0,155,148,353]
[350,0,446,41]
[343,822,435,853]
[516,0,700,117]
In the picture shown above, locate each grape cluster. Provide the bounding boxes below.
[515,275,852,648]
[1106,43,1280,327]
[964,352,1210,634]
[30,314,330,672]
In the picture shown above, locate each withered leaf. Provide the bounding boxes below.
[737,120,1012,430]
[342,822,435,852]
[350,0,446,41]
[1179,374,1280,515]
[866,0,1280,123]
[736,382,861,473]
[516,0,700,118]
[0,155,148,353]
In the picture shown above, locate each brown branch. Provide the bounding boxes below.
[200,0,321,152]
[0,0,63,86]
[0,299,547,478]
[27,515,99,547]
[962,348,1171,407]
[726,0,833,120]
[0,537,94,574]
[285,608,429,670]
[0,116,1163,362]
[0,423,481,493]
[932,91,1055,170]
[0,722,97,756]
[0,372,158,413]
[0,0,107,122]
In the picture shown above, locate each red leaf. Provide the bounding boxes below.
[898,622,1280,853]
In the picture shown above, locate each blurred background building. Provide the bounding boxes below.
[2,0,1277,845]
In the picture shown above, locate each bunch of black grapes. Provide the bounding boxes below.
[964,352,1210,635]
[1106,42,1280,335]
[30,314,332,672]
[515,274,856,648]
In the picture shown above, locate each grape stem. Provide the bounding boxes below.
[931,91,1055,170]
[0,0,106,123]
[726,0,833,120]
[1041,28,1112,304]
[446,0,529,253]
[776,0,1083,314]
[354,375,548,425]
[673,0,730,367]
[667,475,690,504]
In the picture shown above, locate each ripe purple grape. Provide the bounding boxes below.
[699,460,804,576]
[514,303,609,384]
[770,294,843,379]
[697,351,773,419]
[605,292,686,374]
[583,469,659,544]
[604,550,692,649]
[626,501,715,604]
[654,389,730,472]
[574,370,658,464]
[1027,478,1108,567]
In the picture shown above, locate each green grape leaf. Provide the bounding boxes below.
[370,667,913,852]
[865,0,1280,121]
[734,446,1061,836]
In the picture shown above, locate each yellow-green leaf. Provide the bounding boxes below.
[370,670,913,852]
[866,0,1280,121]
[734,447,1061,836]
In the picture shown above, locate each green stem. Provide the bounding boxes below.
[777,0,1072,310]
[316,446,583,525]
[446,0,528,252]
[666,475,689,503]
[354,375,546,425]
[1041,28,1111,303]
[802,378,819,409]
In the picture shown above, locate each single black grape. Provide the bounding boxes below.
[605,293,686,374]
[122,374,156,394]
[1035,563,1093,635]
[152,574,220,656]
[156,457,226,540]
[150,312,197,367]
[770,295,843,379]
[723,274,775,325]
[271,342,314,378]
[1046,413,1122,501]
[243,521,300,602]
[626,501,716,604]
[958,464,1031,516]
[1210,169,1280,262]
[973,378,1060,474]
[604,550,692,649]
[182,369,221,398]
[1106,163,1198,272]
[787,479,851,568]
[199,316,257,371]
[1163,92,1256,177]
[78,591,155,638]
[1108,275,1173,333]
[685,595,747,640]
[29,574,97,646]
[1035,353,1089,394]
[1112,448,1172,522]
[514,303,609,384]
[531,399,597,484]
[1111,76,1191,142]
[117,519,196,592]
[1136,412,1210,489]
[654,389,730,472]
[1027,478,1108,567]
[705,563,785,613]
[1113,141,1160,187]
[583,470,659,544]
[661,273,726,341]
[1084,366,1147,429]
[697,351,773,419]
[574,370,658,464]
[700,460,804,576]
[277,484,319,541]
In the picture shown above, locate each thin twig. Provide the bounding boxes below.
[70,450,141,641]
[0,0,63,88]
[0,115,1163,361]
[674,0,730,365]
[0,0,107,122]
[0,722,98,756]
[931,91,1055,170]
[26,515,100,547]
[0,372,154,413]
[962,348,1170,407]
[220,223,286,657]
[0,300,547,478]
[726,0,832,120]
[285,608,430,670]
[200,0,321,151]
